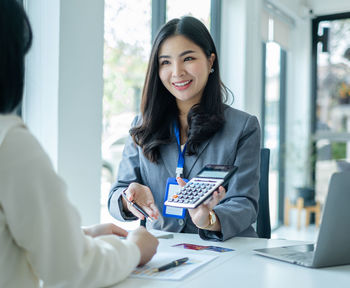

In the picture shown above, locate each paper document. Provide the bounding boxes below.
[130,251,217,280]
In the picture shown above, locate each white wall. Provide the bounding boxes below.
[25,0,104,225]
[284,12,312,196]
[270,0,304,16]
[221,0,349,198]
[244,0,263,120]
[220,0,313,198]
[221,0,263,120]
[221,0,246,111]
[24,0,60,168]
[308,0,350,16]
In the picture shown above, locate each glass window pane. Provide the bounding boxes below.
[315,18,350,208]
[166,0,211,29]
[102,0,151,228]
[264,42,282,229]
[317,19,350,133]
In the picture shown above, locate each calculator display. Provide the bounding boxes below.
[197,169,229,179]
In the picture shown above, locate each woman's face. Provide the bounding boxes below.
[158,35,215,110]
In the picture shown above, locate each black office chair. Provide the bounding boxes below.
[257,148,271,238]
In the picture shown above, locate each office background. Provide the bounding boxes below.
[21,0,350,231]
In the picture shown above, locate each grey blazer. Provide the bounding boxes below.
[108,105,261,241]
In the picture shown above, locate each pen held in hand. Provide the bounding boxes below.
[122,191,154,222]
[152,257,189,273]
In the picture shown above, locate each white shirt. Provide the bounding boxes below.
[0,115,140,288]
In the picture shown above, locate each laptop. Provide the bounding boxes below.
[254,171,350,268]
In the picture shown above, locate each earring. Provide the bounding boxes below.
[210,68,214,74]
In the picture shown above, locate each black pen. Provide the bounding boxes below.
[152,257,189,273]
[121,190,154,222]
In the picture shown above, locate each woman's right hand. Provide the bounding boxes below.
[127,226,159,266]
[122,182,159,220]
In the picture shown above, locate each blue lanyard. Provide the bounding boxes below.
[173,121,187,178]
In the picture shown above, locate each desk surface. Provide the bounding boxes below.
[114,232,350,288]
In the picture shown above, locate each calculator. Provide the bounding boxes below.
[164,164,238,209]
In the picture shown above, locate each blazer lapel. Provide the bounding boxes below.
[159,139,179,177]
[159,136,213,179]
[184,137,212,177]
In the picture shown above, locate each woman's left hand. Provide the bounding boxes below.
[176,177,226,230]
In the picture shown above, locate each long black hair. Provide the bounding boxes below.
[130,16,230,163]
[0,0,32,114]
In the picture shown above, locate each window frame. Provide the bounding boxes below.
[151,0,221,52]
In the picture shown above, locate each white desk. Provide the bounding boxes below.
[113,232,350,288]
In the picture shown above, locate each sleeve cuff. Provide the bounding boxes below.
[198,229,223,241]
[117,193,138,220]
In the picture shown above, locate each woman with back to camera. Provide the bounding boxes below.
[0,1,158,287]
[108,16,261,241]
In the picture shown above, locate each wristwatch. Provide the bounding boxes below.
[198,210,217,230]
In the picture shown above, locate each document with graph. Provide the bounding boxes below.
[130,251,217,281]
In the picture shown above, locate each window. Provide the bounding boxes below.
[262,42,286,229]
[101,0,151,229]
[261,8,291,229]
[312,13,350,207]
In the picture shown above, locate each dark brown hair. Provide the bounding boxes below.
[0,0,32,113]
[130,16,230,162]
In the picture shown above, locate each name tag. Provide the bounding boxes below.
[163,177,187,219]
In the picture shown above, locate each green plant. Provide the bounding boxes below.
[331,142,346,159]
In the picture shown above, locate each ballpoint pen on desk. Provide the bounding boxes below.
[152,257,189,273]
[121,190,154,222]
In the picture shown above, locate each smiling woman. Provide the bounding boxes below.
[101,0,220,228]
[158,35,215,118]
[129,17,226,162]
[108,16,261,242]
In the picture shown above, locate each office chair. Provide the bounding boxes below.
[257,148,271,238]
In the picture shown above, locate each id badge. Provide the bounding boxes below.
[163,177,188,218]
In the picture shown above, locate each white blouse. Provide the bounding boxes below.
[0,115,140,288]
